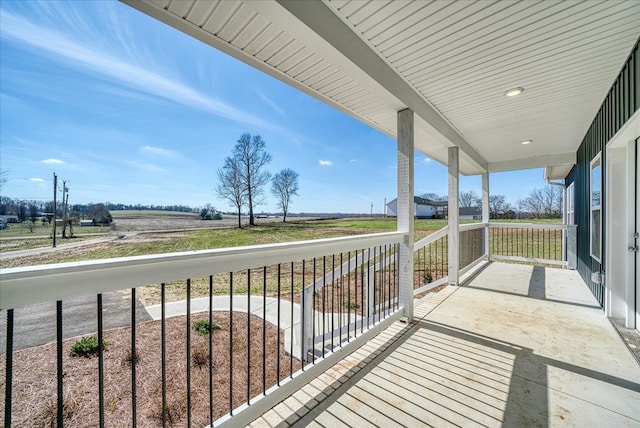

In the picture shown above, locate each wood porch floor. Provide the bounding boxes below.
[249,262,640,427]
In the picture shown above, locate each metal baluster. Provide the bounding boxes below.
[56,300,63,428]
[322,257,326,357]
[262,267,267,394]
[347,252,351,342]
[290,262,294,377]
[186,279,191,427]
[313,258,317,363]
[229,273,234,414]
[131,288,137,428]
[247,269,251,404]
[301,260,306,368]
[97,294,105,428]
[5,309,14,428]
[339,253,343,346]
[331,254,335,350]
[208,276,213,426]
[373,246,377,323]
[366,250,371,329]
[161,284,166,428]
[360,250,365,334]
[277,265,281,385]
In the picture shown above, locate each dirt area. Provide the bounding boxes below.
[0,311,301,427]
[0,215,319,269]
[112,214,291,232]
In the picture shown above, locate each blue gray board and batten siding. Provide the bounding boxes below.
[565,39,639,307]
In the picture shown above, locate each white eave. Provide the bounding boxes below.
[122,0,640,178]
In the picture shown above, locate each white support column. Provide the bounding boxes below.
[397,108,414,322]
[448,147,459,286]
[482,172,490,260]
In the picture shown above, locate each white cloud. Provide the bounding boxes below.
[0,9,278,132]
[42,158,64,164]
[422,157,433,163]
[30,177,45,182]
[256,90,285,116]
[140,145,177,158]
[319,160,333,166]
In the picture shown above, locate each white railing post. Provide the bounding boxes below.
[367,248,376,319]
[301,284,314,362]
[482,172,490,260]
[448,147,460,286]
[397,108,414,322]
[566,224,577,269]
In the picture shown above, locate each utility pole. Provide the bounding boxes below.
[61,181,69,238]
[52,173,57,247]
[370,202,373,217]
[384,198,387,217]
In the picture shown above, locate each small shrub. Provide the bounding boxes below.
[192,319,220,336]
[192,346,209,368]
[69,336,105,357]
[43,397,76,425]
[151,391,186,427]
[424,271,433,284]
[123,349,141,366]
[343,301,359,310]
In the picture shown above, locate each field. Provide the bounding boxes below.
[0,212,561,268]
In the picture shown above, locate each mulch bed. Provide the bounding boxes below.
[0,312,301,427]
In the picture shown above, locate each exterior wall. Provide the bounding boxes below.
[415,204,435,218]
[565,39,639,307]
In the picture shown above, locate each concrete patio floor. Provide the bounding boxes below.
[250,262,640,427]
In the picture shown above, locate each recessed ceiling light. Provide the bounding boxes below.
[505,87,524,97]
[521,140,532,145]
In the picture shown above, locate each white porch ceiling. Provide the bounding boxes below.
[122,0,640,177]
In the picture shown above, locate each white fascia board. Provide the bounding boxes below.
[488,152,576,173]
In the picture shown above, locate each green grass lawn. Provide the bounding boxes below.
[0,222,107,239]
[2,216,564,264]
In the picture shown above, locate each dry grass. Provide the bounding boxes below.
[0,312,301,427]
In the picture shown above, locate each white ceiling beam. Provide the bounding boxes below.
[488,152,576,173]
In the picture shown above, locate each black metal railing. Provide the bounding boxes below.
[1,233,403,427]
[489,223,566,266]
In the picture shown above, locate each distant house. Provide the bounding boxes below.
[0,215,19,224]
[459,207,482,220]
[386,197,481,220]
[386,197,447,219]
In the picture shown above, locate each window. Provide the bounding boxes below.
[567,182,575,225]
[590,154,602,262]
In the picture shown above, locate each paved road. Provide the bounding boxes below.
[0,290,152,352]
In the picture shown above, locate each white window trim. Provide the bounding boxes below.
[590,153,602,262]
[567,182,575,225]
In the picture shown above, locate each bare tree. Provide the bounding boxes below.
[488,194,512,219]
[419,192,447,201]
[231,133,272,226]
[216,156,246,228]
[88,203,112,224]
[271,168,299,222]
[459,190,481,207]
[518,185,562,218]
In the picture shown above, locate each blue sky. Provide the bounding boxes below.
[0,1,549,214]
